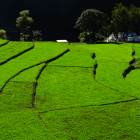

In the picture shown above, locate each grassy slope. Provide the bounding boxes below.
[35,43,140,139]
[133,45,140,59]
[35,66,133,112]
[0,42,68,89]
[0,109,56,140]
[0,42,33,63]
[124,44,140,90]
[0,64,45,114]
[96,60,140,98]
[1,41,140,139]
[0,39,8,44]
[39,99,140,139]
[125,69,140,89]
[10,63,44,82]
[0,41,68,139]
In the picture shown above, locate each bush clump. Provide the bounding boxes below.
[32,30,42,41]
[0,29,9,40]
[78,31,92,43]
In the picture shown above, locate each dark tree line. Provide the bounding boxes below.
[0,3,140,43]
[74,3,140,43]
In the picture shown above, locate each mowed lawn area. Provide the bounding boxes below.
[0,40,140,139]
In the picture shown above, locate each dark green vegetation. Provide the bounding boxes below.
[75,3,140,44]
[0,40,140,139]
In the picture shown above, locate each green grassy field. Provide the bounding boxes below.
[0,41,33,63]
[0,40,140,139]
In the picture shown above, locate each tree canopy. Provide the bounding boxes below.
[111,3,140,37]
[15,10,34,41]
[32,30,42,41]
[74,3,140,44]
[128,4,140,35]
[74,8,112,43]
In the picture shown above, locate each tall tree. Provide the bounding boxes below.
[74,8,111,43]
[15,10,34,41]
[111,3,130,38]
[128,4,140,35]
[111,3,140,37]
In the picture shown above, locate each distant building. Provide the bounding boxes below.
[118,32,140,42]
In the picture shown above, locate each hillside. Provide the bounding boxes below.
[0,40,140,139]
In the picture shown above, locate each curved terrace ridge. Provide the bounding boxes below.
[0,48,70,93]
[37,51,139,116]
[0,41,34,66]
[0,40,10,47]
[32,49,70,109]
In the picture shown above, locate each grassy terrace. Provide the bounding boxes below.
[0,38,8,44]
[0,40,140,139]
[0,41,68,89]
[0,41,33,63]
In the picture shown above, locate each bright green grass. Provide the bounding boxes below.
[0,42,32,62]
[62,43,133,61]
[80,44,133,62]
[48,52,94,67]
[1,41,140,139]
[39,99,140,139]
[35,66,133,112]
[0,109,56,140]
[96,59,140,98]
[0,38,8,44]
[10,63,45,82]
[0,42,68,89]
[0,82,33,113]
[0,64,45,113]
[11,42,68,63]
[125,69,140,89]
[133,45,140,59]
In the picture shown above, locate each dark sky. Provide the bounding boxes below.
[1,0,140,41]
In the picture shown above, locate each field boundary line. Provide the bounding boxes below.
[0,40,10,47]
[0,49,70,93]
[31,49,70,109]
[31,49,70,138]
[0,43,34,66]
[37,98,139,114]
[37,52,139,114]
[94,77,139,98]
[37,113,60,139]
[94,63,138,99]
[93,54,138,99]
[124,78,140,90]
[0,61,45,93]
